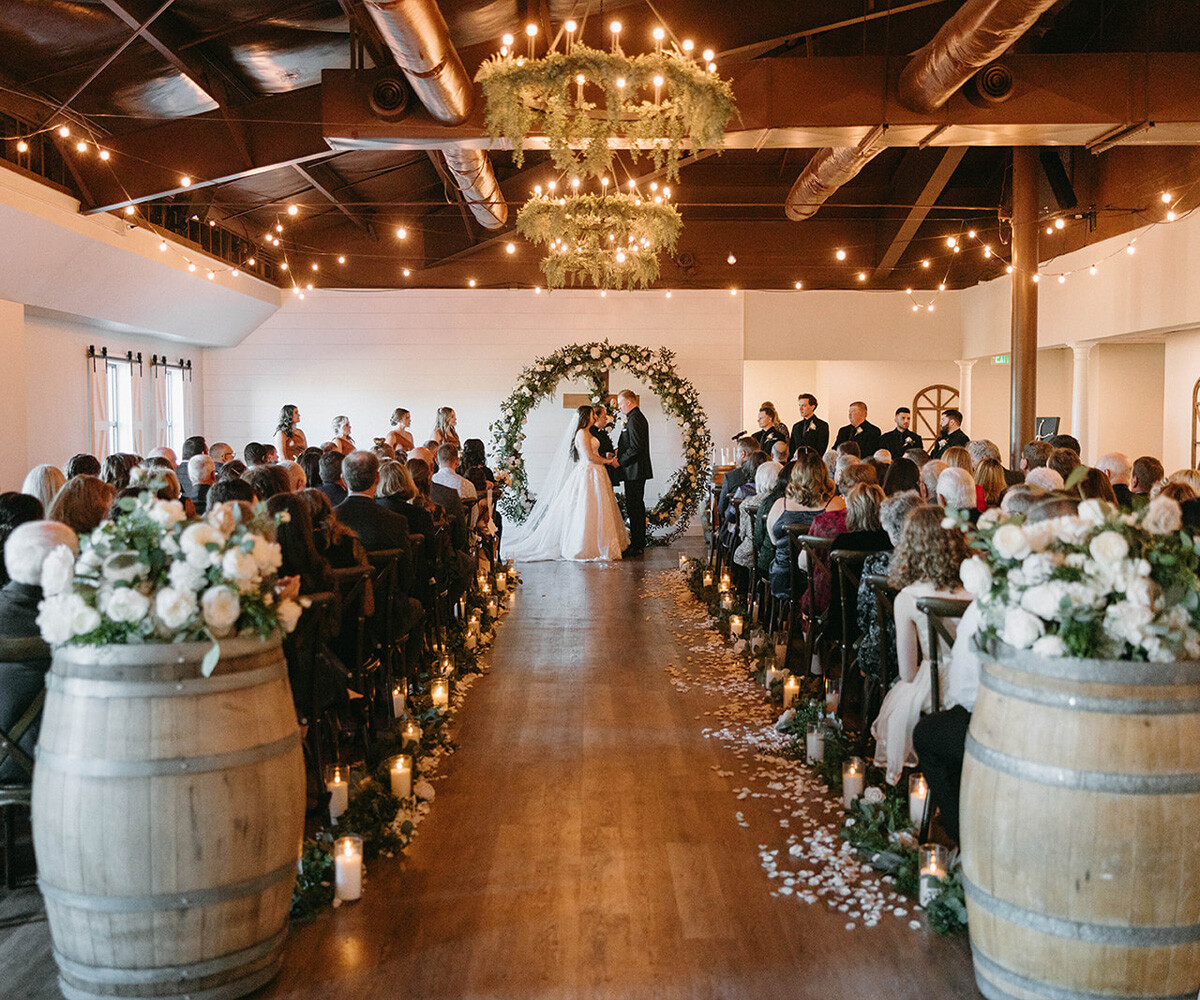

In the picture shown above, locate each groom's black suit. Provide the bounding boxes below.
[591,423,619,486]
[616,406,652,552]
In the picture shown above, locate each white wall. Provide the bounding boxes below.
[1161,328,1200,470]
[202,288,744,511]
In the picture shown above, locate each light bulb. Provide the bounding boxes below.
[287,204,298,215]
[906,288,913,294]
[275,223,283,232]
[922,259,930,268]
[946,237,956,248]
[616,251,626,263]
[610,20,621,33]
[208,219,215,227]
[232,269,240,277]
[468,278,476,287]
[682,40,694,52]
[1054,218,1065,230]
[571,177,580,188]
[338,255,345,264]
[727,253,736,264]
[502,33,514,45]
[707,62,717,72]
[858,272,867,281]
[564,21,576,33]
[548,180,556,190]
[506,243,516,254]
[292,286,300,295]
[75,140,87,152]
[306,282,313,290]
[650,182,658,191]
[938,283,945,291]
[835,249,846,261]
[207,270,215,280]
[1162,191,1172,203]
[575,73,585,85]
[968,229,976,238]
[984,245,992,257]
[1032,273,1040,282]
[158,241,167,252]
[280,262,288,271]
[298,292,305,300]
[246,257,255,266]
[912,304,919,312]
[58,125,69,137]
[1126,244,1136,255]
[953,245,960,253]
[180,175,191,187]
[600,290,607,297]
[534,286,541,294]
[666,291,672,298]
[1057,274,1066,283]
[16,140,28,152]
[653,27,665,40]
[703,49,714,61]
[615,77,625,88]
[794,281,802,290]
[662,186,670,198]
[653,75,664,87]
[927,304,934,312]
[397,226,407,239]
[1089,265,1097,275]
[124,205,135,215]
[1006,265,1014,274]
[402,268,410,277]
[730,288,737,295]
[601,176,609,187]
[187,262,196,272]
[1168,209,1177,221]
[525,23,537,36]
[311,262,318,271]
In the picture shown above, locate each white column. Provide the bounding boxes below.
[1071,343,1094,460]
[956,360,977,433]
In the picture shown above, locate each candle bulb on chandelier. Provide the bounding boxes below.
[525,23,537,58]
[610,20,621,53]
[564,21,576,55]
[653,26,665,54]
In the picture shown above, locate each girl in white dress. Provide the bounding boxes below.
[503,406,630,562]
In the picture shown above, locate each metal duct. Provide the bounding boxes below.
[897,0,1061,114]
[784,128,887,222]
[364,0,507,229]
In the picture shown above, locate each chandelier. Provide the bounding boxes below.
[475,17,737,183]
[516,181,681,290]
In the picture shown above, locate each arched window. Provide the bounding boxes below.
[912,384,960,444]
[1191,377,1200,468]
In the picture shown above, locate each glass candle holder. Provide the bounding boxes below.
[495,571,507,592]
[440,653,454,677]
[334,836,363,901]
[909,772,930,829]
[783,674,800,708]
[919,843,948,907]
[431,678,450,712]
[702,570,714,588]
[729,614,743,638]
[324,764,349,824]
[842,756,865,808]
[805,722,825,764]
[825,676,841,716]
[487,596,499,617]
[391,684,405,719]
[718,573,731,593]
[720,592,733,611]
[389,754,413,800]
[679,553,688,571]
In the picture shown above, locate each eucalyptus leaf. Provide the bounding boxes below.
[201,640,220,677]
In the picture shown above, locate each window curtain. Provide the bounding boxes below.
[152,361,169,449]
[130,360,145,456]
[89,354,111,458]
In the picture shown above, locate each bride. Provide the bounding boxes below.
[503,405,631,562]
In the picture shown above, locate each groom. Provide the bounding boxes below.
[615,389,652,557]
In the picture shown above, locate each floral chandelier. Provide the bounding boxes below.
[516,180,681,290]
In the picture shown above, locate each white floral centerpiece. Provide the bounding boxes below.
[957,496,1200,661]
[37,491,302,669]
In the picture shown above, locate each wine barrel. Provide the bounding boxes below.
[32,636,304,1000]
[961,643,1200,1000]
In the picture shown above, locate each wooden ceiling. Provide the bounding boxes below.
[1,0,1199,291]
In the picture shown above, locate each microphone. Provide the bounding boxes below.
[731,430,748,441]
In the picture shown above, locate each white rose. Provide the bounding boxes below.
[106,587,151,624]
[168,559,208,593]
[250,536,283,575]
[102,552,149,584]
[206,503,239,537]
[977,507,1004,530]
[1002,607,1044,649]
[1104,600,1154,646]
[276,598,302,634]
[221,547,260,591]
[1031,634,1067,657]
[1089,530,1129,565]
[993,523,1031,561]
[1077,498,1112,527]
[180,523,224,569]
[959,556,993,597]
[37,593,90,644]
[154,586,197,630]
[71,596,101,636]
[1126,576,1159,608]
[147,499,186,526]
[201,585,241,636]
[414,778,436,800]
[40,545,76,596]
[862,786,885,805]
[1143,496,1183,536]
[1020,582,1068,621]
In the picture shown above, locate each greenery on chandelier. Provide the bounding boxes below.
[475,44,737,182]
[490,342,711,543]
[516,192,681,290]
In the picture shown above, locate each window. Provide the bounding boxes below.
[105,359,135,454]
[163,366,186,456]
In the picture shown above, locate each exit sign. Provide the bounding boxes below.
[992,354,1011,364]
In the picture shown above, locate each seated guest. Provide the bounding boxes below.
[100,454,131,490]
[872,505,968,783]
[216,459,246,482]
[433,444,478,503]
[243,464,290,501]
[1000,483,1045,515]
[303,489,369,572]
[142,456,174,471]
[132,466,182,501]
[48,476,115,534]
[278,459,307,492]
[1050,433,1081,455]
[318,452,348,506]
[1020,440,1053,474]
[767,453,832,599]
[836,440,861,460]
[754,460,796,580]
[177,436,207,499]
[1025,466,1065,492]
[771,440,789,465]
[936,465,977,513]
[752,402,788,452]
[1130,455,1164,505]
[865,456,890,485]
[406,458,451,564]
[834,401,881,455]
[461,438,500,540]
[206,477,255,505]
[21,464,66,512]
[336,451,412,555]
[734,462,780,570]
[373,440,398,462]
[1151,480,1197,504]
[1,521,78,781]
[1095,452,1134,507]
[806,467,881,613]
[929,408,968,460]
[0,493,45,586]
[424,457,470,551]
[883,457,920,496]
[1048,447,1080,482]
[1078,467,1117,503]
[718,437,760,524]
[904,447,930,468]
[266,494,335,595]
[873,449,893,465]
[65,454,100,479]
[209,442,233,467]
[298,449,324,491]
[187,455,216,514]
[244,442,270,466]
[918,459,947,502]
[821,449,839,480]
[145,446,177,467]
[329,415,355,456]
[878,407,923,461]
[385,407,414,454]
[940,445,971,472]
[856,490,923,687]
[969,438,1022,486]
[811,462,878,539]
[263,445,279,463]
[975,458,1008,508]
[832,483,890,553]
[1166,468,1200,496]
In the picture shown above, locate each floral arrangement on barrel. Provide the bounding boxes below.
[955,495,1200,661]
[37,490,301,662]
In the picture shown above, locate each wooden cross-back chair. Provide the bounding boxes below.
[864,572,900,726]
[829,549,873,722]
[282,592,339,791]
[0,635,51,889]
[780,528,834,677]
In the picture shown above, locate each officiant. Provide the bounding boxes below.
[591,403,619,485]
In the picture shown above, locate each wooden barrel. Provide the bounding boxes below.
[32,636,304,1000]
[961,643,1200,1000]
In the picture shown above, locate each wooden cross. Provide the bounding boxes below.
[563,369,616,410]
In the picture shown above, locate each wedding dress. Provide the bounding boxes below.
[503,423,630,563]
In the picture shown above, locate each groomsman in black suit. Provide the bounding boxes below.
[878,407,924,460]
[591,403,619,485]
[834,401,882,455]
[930,408,969,459]
[788,393,829,456]
[615,389,652,557]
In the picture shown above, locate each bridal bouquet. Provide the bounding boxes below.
[37,491,302,650]
[956,496,1200,662]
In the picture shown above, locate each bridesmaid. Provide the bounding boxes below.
[275,404,307,460]
[431,406,460,448]
[385,407,414,454]
[329,415,354,455]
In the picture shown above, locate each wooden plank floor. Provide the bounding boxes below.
[1,546,979,999]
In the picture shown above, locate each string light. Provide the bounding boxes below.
[207,270,215,280]
[16,140,28,153]
[794,281,803,290]
[403,268,411,277]
[187,262,196,272]
[75,140,86,153]
[857,272,866,281]
[1055,218,1065,230]
[835,249,846,261]
[730,288,737,295]
[287,204,298,216]
[921,259,930,268]
[279,262,288,271]
[727,253,736,264]
[123,205,135,215]
[179,175,191,187]
[158,240,167,252]
[338,255,346,264]
[58,126,69,137]
[468,278,476,287]
[311,263,318,271]
[396,226,408,239]
[1162,192,1172,203]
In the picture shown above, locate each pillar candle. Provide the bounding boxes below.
[919,844,948,907]
[391,685,405,718]
[825,676,841,716]
[729,614,743,638]
[909,773,930,828]
[402,722,420,748]
[431,678,450,711]
[390,755,412,800]
[468,612,481,633]
[477,572,487,591]
[718,573,731,592]
[842,756,865,808]
[440,653,454,677]
[721,592,733,611]
[679,553,688,571]
[495,571,508,592]
[805,723,824,764]
[783,675,800,708]
[325,765,348,824]
[464,631,477,650]
[702,570,713,587]
[487,597,499,616]
[334,836,363,901]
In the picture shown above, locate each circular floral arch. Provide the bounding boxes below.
[490,342,712,544]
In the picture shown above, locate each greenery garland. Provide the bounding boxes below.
[490,341,711,544]
[516,192,681,290]
[475,45,737,182]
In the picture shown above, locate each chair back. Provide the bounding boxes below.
[0,636,51,786]
[915,595,972,714]
[864,572,900,724]
[829,549,871,673]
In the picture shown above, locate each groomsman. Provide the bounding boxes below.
[930,408,969,459]
[788,393,829,455]
[878,407,923,461]
[834,401,881,456]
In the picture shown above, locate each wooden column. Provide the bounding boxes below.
[1009,147,1039,468]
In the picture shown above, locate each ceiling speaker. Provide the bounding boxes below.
[966,63,1014,106]
[369,75,410,121]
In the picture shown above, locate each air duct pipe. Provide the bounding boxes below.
[898,0,1061,113]
[784,127,887,222]
[364,0,508,228]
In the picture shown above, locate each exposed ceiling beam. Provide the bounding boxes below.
[291,159,379,238]
[873,147,968,278]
